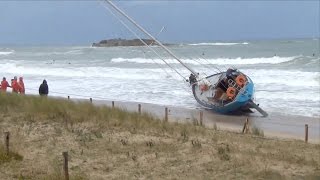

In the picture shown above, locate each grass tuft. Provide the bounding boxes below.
[217,143,231,161]
[0,146,23,165]
[252,126,264,137]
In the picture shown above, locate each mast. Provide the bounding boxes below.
[105,0,198,76]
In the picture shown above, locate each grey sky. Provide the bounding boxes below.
[0,1,319,45]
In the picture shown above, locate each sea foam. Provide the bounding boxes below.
[111,56,296,65]
[0,51,14,55]
[188,42,249,46]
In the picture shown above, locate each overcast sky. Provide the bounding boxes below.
[0,1,319,45]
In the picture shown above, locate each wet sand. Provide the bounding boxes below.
[70,97,320,143]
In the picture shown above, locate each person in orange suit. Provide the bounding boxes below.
[11,76,20,93]
[18,77,25,94]
[0,77,11,92]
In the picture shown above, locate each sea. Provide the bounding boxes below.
[0,38,319,117]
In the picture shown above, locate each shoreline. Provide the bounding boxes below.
[66,96,320,143]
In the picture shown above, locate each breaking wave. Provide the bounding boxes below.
[0,62,169,80]
[0,51,14,55]
[111,56,296,65]
[188,42,249,46]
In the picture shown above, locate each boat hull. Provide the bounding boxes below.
[192,76,254,114]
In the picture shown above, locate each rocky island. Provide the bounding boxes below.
[92,38,171,47]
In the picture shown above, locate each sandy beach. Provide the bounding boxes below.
[69,97,320,143]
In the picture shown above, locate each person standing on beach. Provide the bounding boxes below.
[18,77,25,94]
[0,77,11,92]
[39,79,48,96]
[11,76,20,93]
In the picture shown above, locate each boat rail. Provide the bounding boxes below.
[227,79,249,99]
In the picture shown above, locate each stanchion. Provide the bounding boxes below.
[199,111,203,126]
[305,124,308,143]
[138,104,141,114]
[63,152,69,180]
[165,107,168,122]
[242,118,249,134]
[4,132,10,155]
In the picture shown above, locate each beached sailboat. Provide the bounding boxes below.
[104,1,268,117]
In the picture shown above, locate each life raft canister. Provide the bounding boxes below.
[235,74,247,87]
[226,87,236,99]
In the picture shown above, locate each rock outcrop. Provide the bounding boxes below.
[92,38,170,47]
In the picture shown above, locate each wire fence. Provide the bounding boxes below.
[19,86,319,132]
[3,88,320,141]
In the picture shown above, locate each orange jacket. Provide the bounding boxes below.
[11,80,20,93]
[1,80,10,91]
[18,78,25,94]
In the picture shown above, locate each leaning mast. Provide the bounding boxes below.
[105,0,198,76]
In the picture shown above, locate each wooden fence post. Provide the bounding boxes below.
[305,124,308,143]
[199,111,203,126]
[112,101,114,108]
[165,107,168,122]
[63,152,69,180]
[4,132,9,155]
[138,104,141,114]
[242,118,249,134]
[90,98,92,103]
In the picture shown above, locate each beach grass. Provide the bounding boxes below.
[0,93,319,179]
[0,145,23,165]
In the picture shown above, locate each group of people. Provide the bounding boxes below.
[0,77,49,96]
[0,76,25,94]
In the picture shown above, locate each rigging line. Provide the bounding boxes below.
[105,0,198,77]
[100,1,186,80]
[170,50,210,74]
[186,47,225,73]
[182,54,223,76]
[189,58,215,75]
[163,47,219,80]
[101,2,185,79]
[135,32,173,77]
[149,26,165,46]
[191,54,223,73]
[199,57,224,73]
[175,43,223,73]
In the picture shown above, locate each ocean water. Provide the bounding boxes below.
[0,38,319,117]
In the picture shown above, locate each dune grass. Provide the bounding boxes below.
[0,146,23,165]
[0,93,319,179]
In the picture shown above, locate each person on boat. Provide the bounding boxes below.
[217,78,228,92]
[226,68,238,80]
[11,76,20,93]
[18,77,25,94]
[0,77,11,92]
[39,79,49,96]
[188,73,197,85]
[213,77,229,101]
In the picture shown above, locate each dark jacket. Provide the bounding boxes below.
[39,80,49,95]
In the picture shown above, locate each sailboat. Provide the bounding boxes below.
[104,1,268,117]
